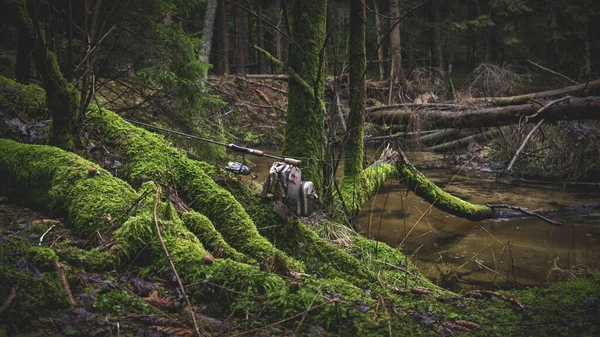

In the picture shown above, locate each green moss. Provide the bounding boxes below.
[336,161,396,222]
[25,246,59,271]
[398,162,494,220]
[282,0,327,190]
[85,106,301,271]
[0,138,139,238]
[96,290,160,316]
[0,76,47,117]
[181,211,252,263]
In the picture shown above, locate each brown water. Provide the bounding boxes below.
[237,147,600,291]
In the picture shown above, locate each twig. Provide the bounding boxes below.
[0,284,18,315]
[53,261,76,305]
[38,224,56,245]
[506,96,571,171]
[294,290,321,333]
[381,297,392,337]
[527,59,578,85]
[231,300,334,336]
[486,204,562,226]
[152,184,204,337]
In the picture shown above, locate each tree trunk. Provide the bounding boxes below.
[256,0,268,73]
[234,3,246,76]
[282,0,327,191]
[368,96,600,130]
[199,0,218,64]
[15,27,34,83]
[388,0,404,84]
[344,0,366,177]
[372,0,385,80]
[213,0,229,75]
[430,0,443,70]
[2,0,80,150]
[466,79,600,105]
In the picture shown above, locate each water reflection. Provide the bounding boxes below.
[235,146,600,291]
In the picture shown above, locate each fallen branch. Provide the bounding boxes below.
[53,261,76,305]
[486,204,562,226]
[368,96,600,130]
[152,184,204,337]
[506,96,572,171]
[465,79,599,105]
[394,147,564,225]
[367,103,468,113]
[466,290,525,310]
[231,300,334,336]
[423,129,501,153]
[527,60,578,85]
[0,284,18,316]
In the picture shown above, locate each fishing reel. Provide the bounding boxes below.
[225,161,251,175]
[224,154,256,178]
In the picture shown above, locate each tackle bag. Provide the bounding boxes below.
[261,162,318,217]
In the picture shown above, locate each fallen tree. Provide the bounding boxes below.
[464,79,600,105]
[367,96,600,130]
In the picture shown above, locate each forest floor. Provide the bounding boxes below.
[2,75,600,336]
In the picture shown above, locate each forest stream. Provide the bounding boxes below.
[245,147,600,292]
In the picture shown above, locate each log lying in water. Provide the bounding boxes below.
[394,148,562,226]
[368,96,600,130]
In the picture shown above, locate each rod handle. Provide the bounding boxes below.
[228,144,264,156]
[283,158,301,166]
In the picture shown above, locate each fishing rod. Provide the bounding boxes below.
[122,118,301,169]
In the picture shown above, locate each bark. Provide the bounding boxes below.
[344,0,366,177]
[423,129,501,152]
[430,0,443,70]
[372,0,385,80]
[256,0,267,74]
[199,0,218,64]
[388,0,405,84]
[466,79,600,105]
[213,0,229,75]
[15,26,34,83]
[368,96,600,130]
[234,3,246,76]
[282,0,327,191]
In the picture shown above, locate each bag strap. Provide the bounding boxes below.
[285,165,301,205]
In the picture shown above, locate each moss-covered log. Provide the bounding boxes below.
[395,150,496,221]
[85,106,301,271]
[335,148,398,223]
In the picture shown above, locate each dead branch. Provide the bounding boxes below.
[527,59,578,85]
[367,103,469,113]
[235,76,288,94]
[0,284,18,316]
[506,96,572,171]
[465,79,600,105]
[231,300,334,336]
[53,261,76,305]
[368,96,600,130]
[423,129,501,152]
[152,184,204,337]
[486,204,562,226]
